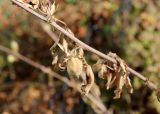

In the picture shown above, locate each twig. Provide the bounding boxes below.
[11,0,158,91]
[0,45,107,114]
[40,22,59,42]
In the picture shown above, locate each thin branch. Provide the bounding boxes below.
[11,0,158,91]
[0,45,107,114]
[40,22,59,42]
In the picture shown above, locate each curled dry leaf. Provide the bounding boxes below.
[125,75,133,93]
[50,37,68,71]
[39,0,56,17]
[62,38,69,55]
[94,52,133,99]
[81,65,95,95]
[77,48,84,58]
[113,71,126,99]
[92,59,104,72]
[98,64,107,79]
[108,52,133,96]
[57,38,69,55]
[105,72,113,90]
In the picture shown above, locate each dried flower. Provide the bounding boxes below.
[94,52,133,99]
[39,0,55,16]
[98,64,107,79]
[67,57,83,78]
[81,65,94,95]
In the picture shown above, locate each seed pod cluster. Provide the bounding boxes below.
[16,0,136,100]
[51,37,133,97]
[51,37,94,95]
[94,52,133,99]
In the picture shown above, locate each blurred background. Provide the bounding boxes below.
[0,0,160,114]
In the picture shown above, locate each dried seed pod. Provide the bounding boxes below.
[67,57,83,78]
[95,52,133,99]
[81,65,94,95]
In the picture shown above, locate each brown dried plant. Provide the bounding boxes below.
[16,0,133,98]
[93,52,133,99]
[50,36,94,95]
[50,35,133,98]
[12,0,159,100]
